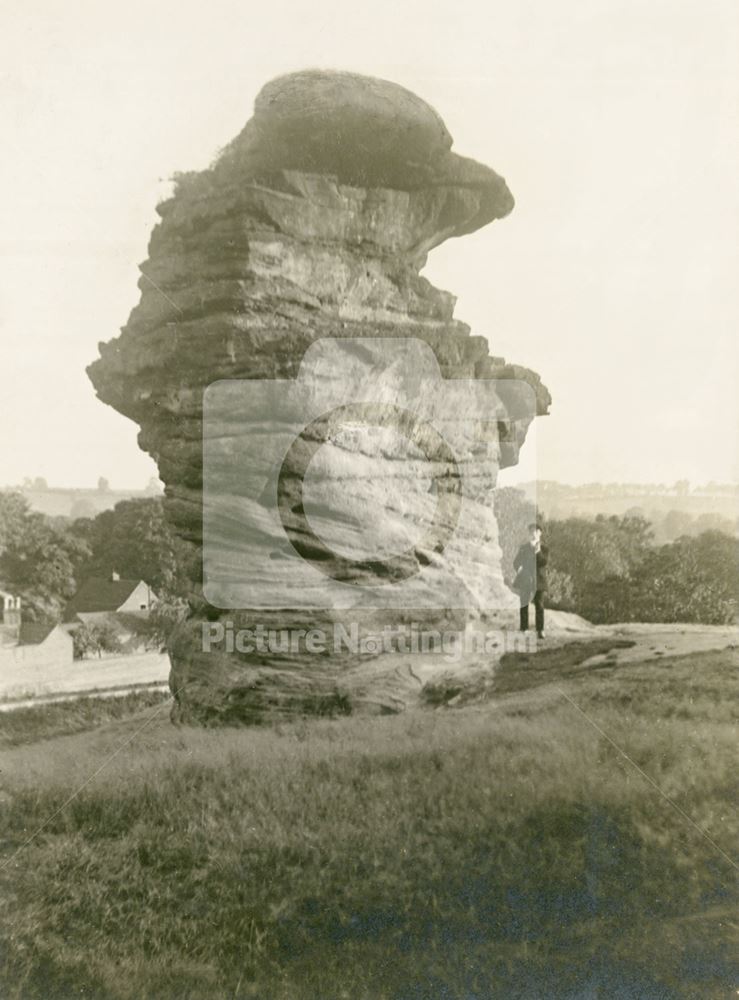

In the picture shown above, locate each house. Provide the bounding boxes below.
[64,573,158,621]
[18,621,74,661]
[63,573,159,654]
[0,588,22,624]
[0,617,74,685]
[0,587,22,645]
[1,588,73,662]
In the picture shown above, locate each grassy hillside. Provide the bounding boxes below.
[0,641,736,999]
[0,689,170,749]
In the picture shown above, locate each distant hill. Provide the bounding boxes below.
[533,481,737,518]
[6,480,738,536]
[4,487,161,520]
[528,481,738,541]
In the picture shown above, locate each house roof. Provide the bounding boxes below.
[18,621,58,645]
[64,577,145,617]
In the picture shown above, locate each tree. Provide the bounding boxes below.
[71,622,97,659]
[97,477,110,492]
[71,621,124,659]
[71,497,190,596]
[624,506,646,520]
[0,513,90,621]
[93,620,123,655]
[693,512,735,535]
[546,515,652,590]
[0,491,30,552]
[629,531,739,625]
[144,596,189,650]
[543,515,737,625]
[546,567,576,610]
[70,498,97,521]
[658,509,694,543]
[542,514,654,622]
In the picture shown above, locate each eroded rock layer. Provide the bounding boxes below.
[88,70,550,723]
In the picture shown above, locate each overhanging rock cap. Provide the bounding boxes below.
[216,69,514,231]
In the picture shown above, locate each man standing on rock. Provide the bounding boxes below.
[513,523,549,639]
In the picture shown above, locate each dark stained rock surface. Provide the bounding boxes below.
[219,70,514,221]
[88,70,549,724]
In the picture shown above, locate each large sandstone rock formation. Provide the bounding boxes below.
[88,70,550,724]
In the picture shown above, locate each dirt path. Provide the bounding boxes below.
[584,621,739,666]
[0,651,169,702]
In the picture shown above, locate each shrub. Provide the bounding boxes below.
[543,516,737,625]
[71,621,123,659]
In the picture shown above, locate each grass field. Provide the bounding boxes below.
[0,640,736,999]
[0,689,171,750]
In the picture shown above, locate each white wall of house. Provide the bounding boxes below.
[0,626,74,693]
[0,590,21,611]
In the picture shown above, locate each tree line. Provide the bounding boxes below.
[496,488,737,625]
[2,489,737,632]
[0,492,190,632]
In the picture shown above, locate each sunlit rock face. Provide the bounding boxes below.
[88,70,549,724]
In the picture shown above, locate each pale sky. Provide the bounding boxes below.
[1,0,737,488]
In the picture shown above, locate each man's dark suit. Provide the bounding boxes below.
[513,541,549,634]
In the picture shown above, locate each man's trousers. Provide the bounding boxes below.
[519,590,545,634]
